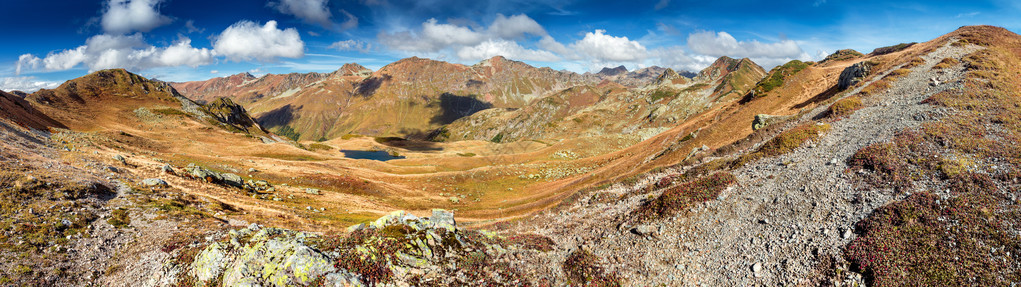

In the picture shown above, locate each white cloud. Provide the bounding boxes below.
[154,39,215,67]
[488,14,546,39]
[0,77,61,93]
[653,47,716,72]
[379,14,548,55]
[43,47,88,71]
[687,31,803,59]
[16,34,213,73]
[16,54,42,75]
[101,0,173,34]
[570,29,647,62]
[421,18,486,48]
[269,0,332,26]
[329,40,371,53]
[213,20,305,62]
[456,39,559,62]
[538,36,574,58]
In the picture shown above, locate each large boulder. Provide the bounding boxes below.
[838,61,873,90]
[187,164,223,183]
[752,114,784,130]
[221,173,244,188]
[140,178,168,187]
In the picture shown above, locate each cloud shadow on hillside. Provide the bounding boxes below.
[429,93,493,125]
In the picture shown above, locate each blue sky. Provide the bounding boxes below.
[2,0,1019,92]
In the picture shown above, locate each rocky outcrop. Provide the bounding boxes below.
[837,61,873,90]
[186,210,551,286]
[190,225,363,286]
[752,114,786,130]
[653,68,688,86]
[182,164,273,192]
[202,98,267,135]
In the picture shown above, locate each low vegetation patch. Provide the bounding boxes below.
[753,60,809,97]
[870,42,916,55]
[274,125,301,141]
[933,57,960,69]
[845,191,1021,286]
[649,88,676,102]
[903,56,926,69]
[490,133,504,143]
[306,143,333,151]
[634,172,736,220]
[107,208,130,228]
[821,49,864,63]
[860,68,910,96]
[826,96,864,118]
[562,249,621,286]
[151,108,188,116]
[734,122,831,167]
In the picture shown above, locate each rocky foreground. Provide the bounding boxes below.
[182,210,564,286]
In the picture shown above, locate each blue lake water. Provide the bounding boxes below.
[340,150,405,161]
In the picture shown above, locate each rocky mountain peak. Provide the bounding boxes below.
[597,65,628,76]
[654,68,682,85]
[335,63,372,77]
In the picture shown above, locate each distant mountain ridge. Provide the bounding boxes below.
[172,57,701,141]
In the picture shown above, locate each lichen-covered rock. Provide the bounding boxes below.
[182,164,273,191]
[140,178,167,187]
[189,227,364,287]
[752,114,782,130]
[189,210,546,286]
[429,209,456,231]
[221,173,243,188]
[838,61,873,90]
[187,165,223,183]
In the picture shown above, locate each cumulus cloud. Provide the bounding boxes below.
[379,14,549,55]
[0,77,62,93]
[15,34,213,73]
[213,20,305,62]
[687,31,803,59]
[16,55,42,75]
[538,36,574,59]
[571,29,647,62]
[456,39,559,62]
[653,47,716,73]
[269,0,332,26]
[101,0,173,34]
[329,40,371,53]
[488,14,546,39]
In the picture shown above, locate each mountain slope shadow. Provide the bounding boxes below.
[257,104,297,129]
[430,93,493,125]
[356,74,391,97]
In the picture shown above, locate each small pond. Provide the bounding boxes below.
[340,150,406,161]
